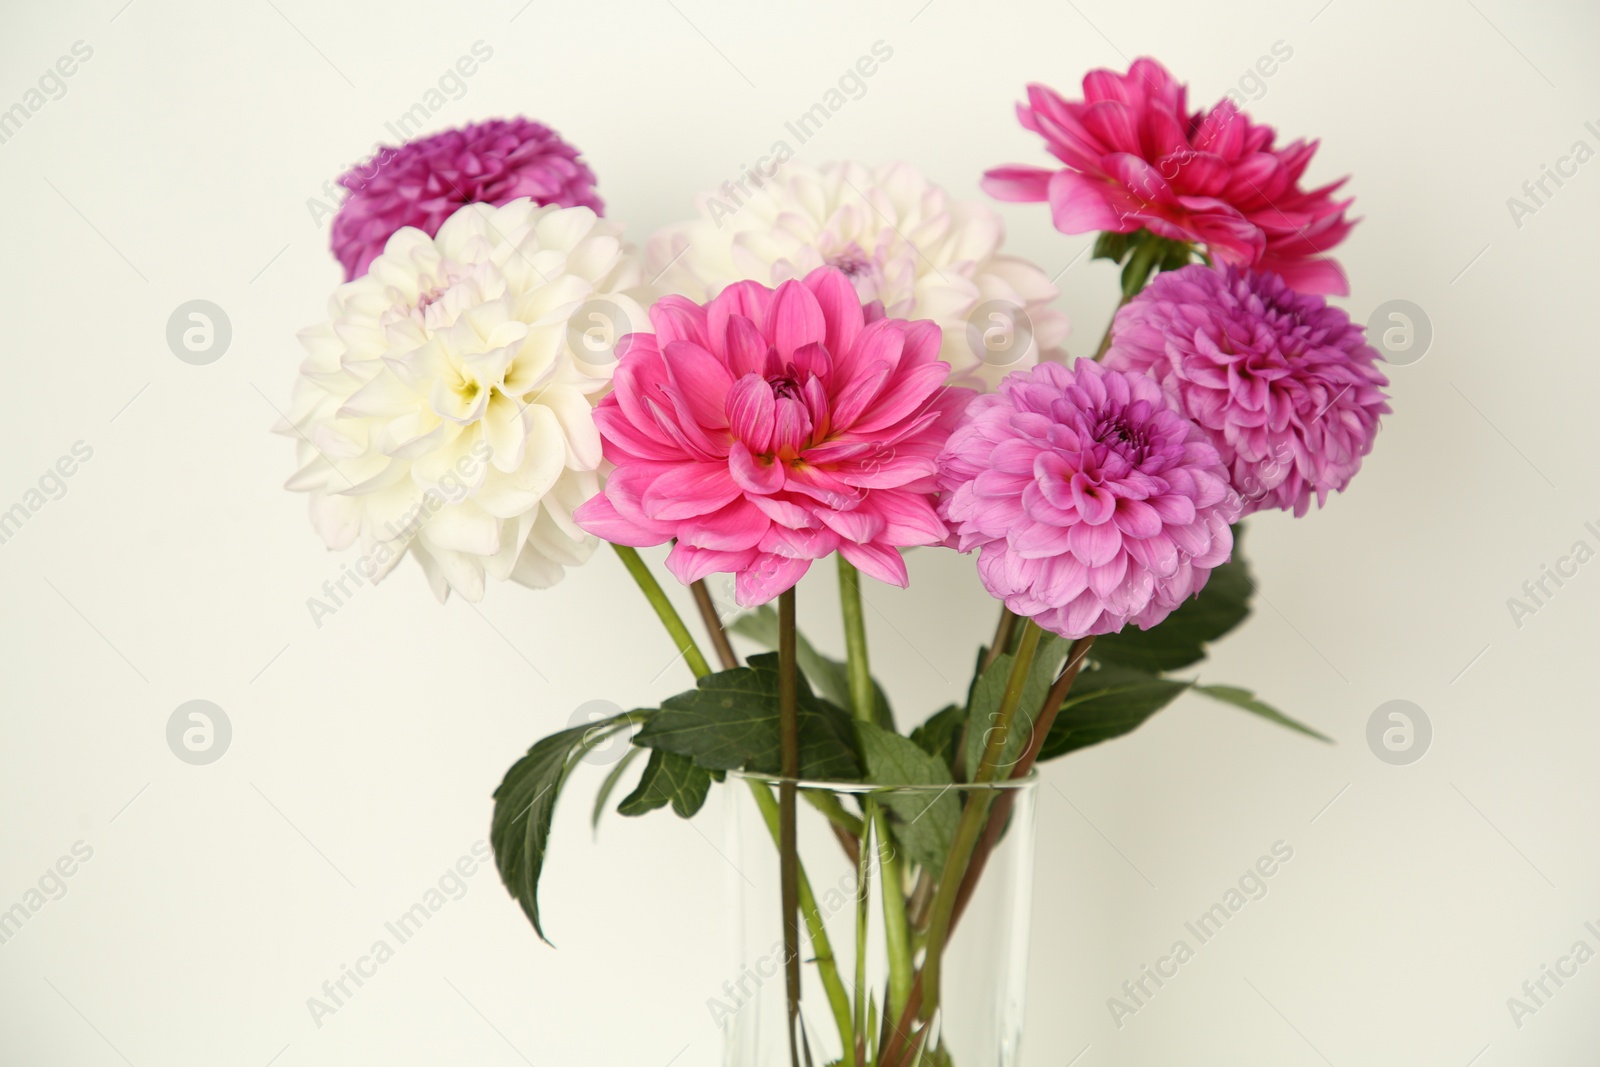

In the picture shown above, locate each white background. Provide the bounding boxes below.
[2,0,1597,1064]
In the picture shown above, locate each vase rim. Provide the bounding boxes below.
[728,769,1039,794]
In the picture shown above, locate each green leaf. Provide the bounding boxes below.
[856,722,960,873]
[633,653,861,780]
[963,634,1066,780]
[1092,231,1135,264]
[1092,533,1253,672]
[618,748,713,817]
[490,711,639,944]
[1194,684,1332,743]
[910,703,964,767]
[729,607,895,729]
[1036,664,1190,761]
[591,745,645,833]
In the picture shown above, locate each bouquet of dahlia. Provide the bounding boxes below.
[280,58,1387,1067]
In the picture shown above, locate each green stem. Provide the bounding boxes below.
[837,555,914,1024]
[806,791,865,839]
[1092,293,1133,361]
[874,806,914,1023]
[748,780,856,1057]
[837,557,876,724]
[918,620,1043,1021]
[853,801,874,1066]
[777,589,802,1067]
[612,545,712,679]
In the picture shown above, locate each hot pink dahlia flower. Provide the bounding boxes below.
[574,267,974,606]
[938,359,1241,638]
[331,117,603,280]
[983,58,1355,295]
[1104,264,1389,517]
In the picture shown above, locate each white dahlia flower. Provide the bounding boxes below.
[646,160,1069,390]
[279,199,653,602]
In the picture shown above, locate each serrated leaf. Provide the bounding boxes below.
[963,634,1065,780]
[1194,684,1332,743]
[633,653,861,780]
[1036,664,1190,761]
[618,748,713,817]
[490,711,637,944]
[857,722,959,872]
[730,607,895,729]
[591,745,645,834]
[1092,532,1253,672]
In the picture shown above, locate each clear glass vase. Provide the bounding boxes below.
[719,771,1038,1067]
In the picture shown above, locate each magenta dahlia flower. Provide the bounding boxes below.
[575,267,974,606]
[982,58,1355,295]
[330,117,603,280]
[1104,264,1389,517]
[938,359,1240,638]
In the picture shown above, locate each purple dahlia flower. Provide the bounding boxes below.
[1104,264,1390,517]
[330,117,603,280]
[938,359,1241,638]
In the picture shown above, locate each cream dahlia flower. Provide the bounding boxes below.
[645,161,1069,390]
[280,199,653,601]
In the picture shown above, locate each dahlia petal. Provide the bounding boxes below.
[1045,170,1127,233]
[677,497,770,551]
[729,441,786,494]
[649,296,712,349]
[723,314,770,379]
[727,373,776,453]
[816,506,885,545]
[981,165,1055,203]
[759,523,841,559]
[664,542,758,585]
[802,266,865,362]
[641,463,742,520]
[662,340,735,430]
[839,541,909,589]
[735,554,811,607]
[573,492,671,547]
[766,279,827,361]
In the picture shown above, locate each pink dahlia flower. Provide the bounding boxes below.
[575,267,974,606]
[938,359,1241,638]
[1104,264,1389,517]
[983,58,1355,295]
[330,117,603,280]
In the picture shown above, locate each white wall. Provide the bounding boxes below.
[1,0,1596,1063]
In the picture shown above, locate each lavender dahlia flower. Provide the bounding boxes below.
[1104,264,1390,517]
[330,117,604,280]
[938,359,1241,638]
